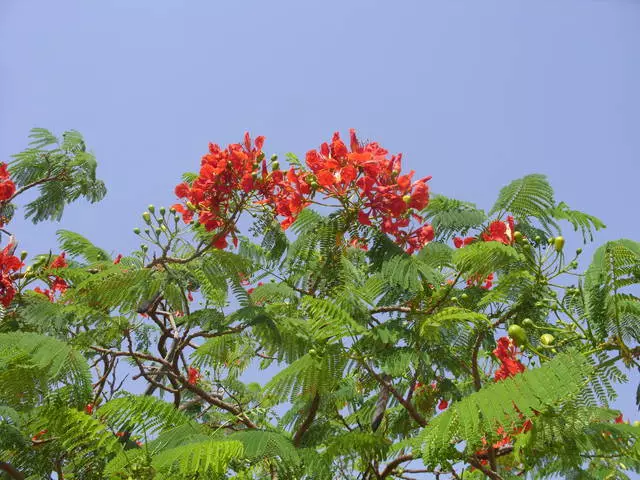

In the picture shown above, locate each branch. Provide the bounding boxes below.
[469,458,504,480]
[0,462,25,480]
[379,454,413,479]
[471,330,485,391]
[293,393,320,446]
[358,361,427,427]
[8,173,65,202]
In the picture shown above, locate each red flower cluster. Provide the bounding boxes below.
[256,165,311,230]
[306,130,433,253]
[187,366,201,385]
[466,272,494,290]
[85,403,94,415]
[493,336,525,381]
[0,163,16,202]
[455,216,515,290]
[0,239,23,307]
[174,130,435,254]
[34,253,69,302]
[474,336,532,460]
[173,133,268,248]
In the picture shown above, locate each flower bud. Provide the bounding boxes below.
[402,194,411,204]
[540,333,555,346]
[513,231,523,242]
[154,227,162,235]
[142,212,152,224]
[522,318,535,328]
[148,205,155,213]
[140,244,148,251]
[576,248,582,255]
[20,250,28,261]
[133,228,141,235]
[554,236,565,252]
[159,206,166,215]
[508,324,527,346]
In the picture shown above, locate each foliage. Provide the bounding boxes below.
[0,128,638,480]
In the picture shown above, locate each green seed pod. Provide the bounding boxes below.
[508,324,528,346]
[540,333,555,346]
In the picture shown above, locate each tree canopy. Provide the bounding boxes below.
[0,128,638,479]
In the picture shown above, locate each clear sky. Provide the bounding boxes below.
[1,0,638,452]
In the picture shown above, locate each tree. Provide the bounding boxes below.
[0,128,638,479]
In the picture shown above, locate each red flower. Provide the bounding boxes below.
[453,236,474,248]
[113,254,123,264]
[614,414,624,424]
[31,429,48,442]
[493,336,525,381]
[34,286,54,302]
[482,216,515,245]
[187,366,201,385]
[0,242,23,306]
[50,252,68,269]
[85,403,94,415]
[0,163,16,201]
[438,399,449,410]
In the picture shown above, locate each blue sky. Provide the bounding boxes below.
[1,0,638,449]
